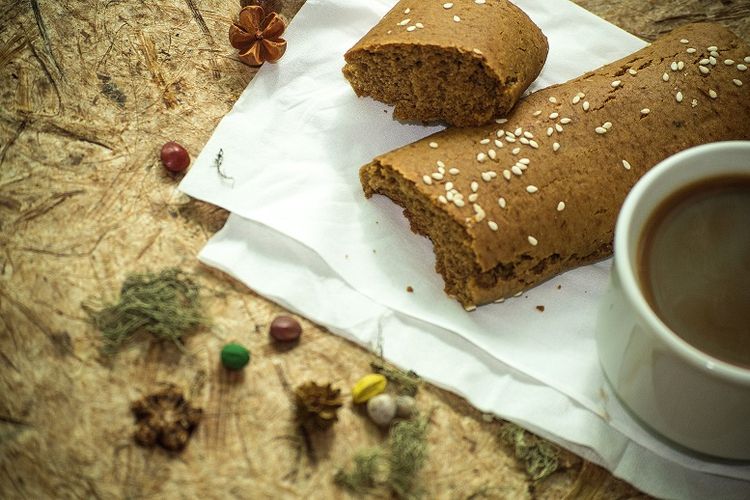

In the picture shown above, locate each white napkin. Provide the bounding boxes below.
[181,0,750,497]
[202,215,750,498]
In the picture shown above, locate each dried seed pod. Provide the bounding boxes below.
[367,394,397,427]
[230,5,288,66]
[131,385,202,452]
[295,382,343,431]
[351,373,387,404]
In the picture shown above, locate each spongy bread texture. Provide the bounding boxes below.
[361,23,750,309]
[343,0,548,127]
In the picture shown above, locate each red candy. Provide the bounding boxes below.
[270,315,302,342]
[160,141,191,173]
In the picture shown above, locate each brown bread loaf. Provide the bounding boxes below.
[343,0,548,127]
[360,23,750,309]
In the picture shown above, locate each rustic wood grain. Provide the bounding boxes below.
[0,1,747,498]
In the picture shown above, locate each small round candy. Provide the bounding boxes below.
[270,315,302,342]
[367,394,397,427]
[160,141,191,173]
[395,395,418,418]
[221,343,250,370]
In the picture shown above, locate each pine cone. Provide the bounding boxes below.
[294,382,343,431]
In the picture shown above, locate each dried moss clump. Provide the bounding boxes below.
[333,448,384,495]
[335,418,429,499]
[499,422,560,481]
[370,360,421,396]
[86,268,206,354]
[388,417,428,498]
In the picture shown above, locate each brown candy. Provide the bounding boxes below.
[270,315,301,342]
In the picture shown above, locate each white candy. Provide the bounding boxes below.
[367,394,397,426]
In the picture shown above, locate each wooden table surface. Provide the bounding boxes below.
[1,1,747,498]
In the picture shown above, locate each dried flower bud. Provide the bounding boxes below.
[229,6,287,66]
[131,385,202,452]
[295,381,343,431]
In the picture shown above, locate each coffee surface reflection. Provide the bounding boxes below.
[639,175,750,369]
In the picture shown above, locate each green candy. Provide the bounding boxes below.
[221,343,250,370]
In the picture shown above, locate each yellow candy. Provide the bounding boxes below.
[351,374,387,404]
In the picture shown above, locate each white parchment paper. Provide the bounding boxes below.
[181,1,750,497]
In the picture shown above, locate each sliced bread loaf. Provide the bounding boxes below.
[343,0,548,127]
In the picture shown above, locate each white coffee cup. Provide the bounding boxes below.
[595,141,750,460]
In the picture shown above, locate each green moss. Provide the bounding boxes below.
[370,360,420,397]
[387,417,428,499]
[86,268,206,354]
[335,418,429,499]
[499,422,560,481]
[333,448,384,495]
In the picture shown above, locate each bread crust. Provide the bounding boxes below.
[361,23,750,307]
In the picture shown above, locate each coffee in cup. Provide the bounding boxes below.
[638,175,750,369]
